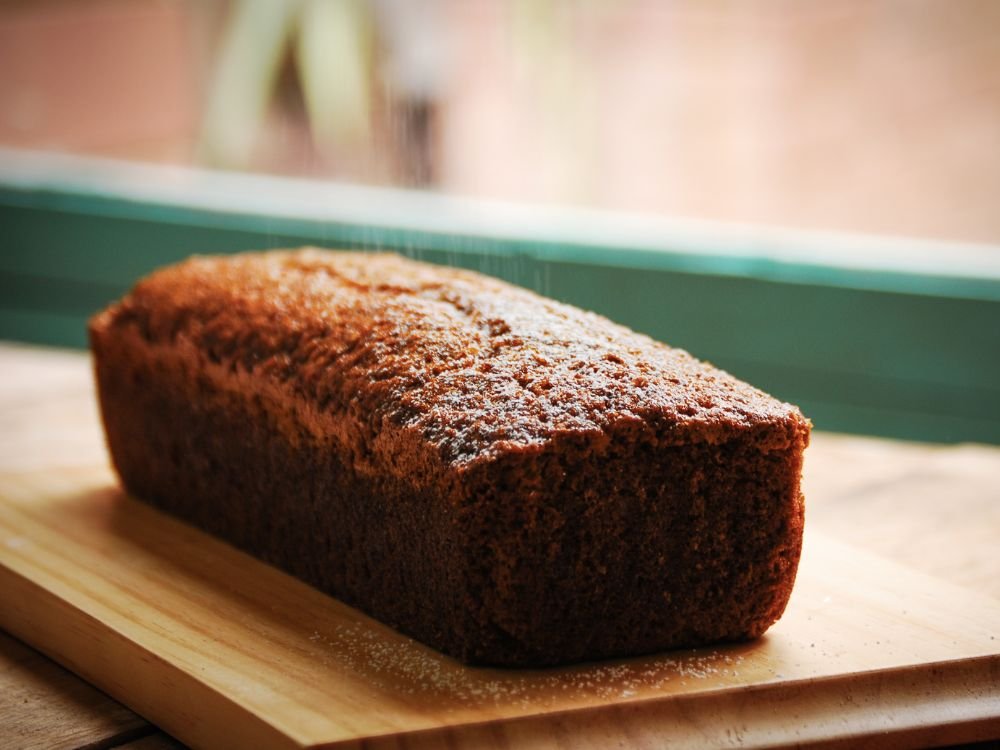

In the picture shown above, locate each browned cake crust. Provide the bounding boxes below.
[89,248,810,667]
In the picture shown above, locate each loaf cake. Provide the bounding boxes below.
[89,248,810,667]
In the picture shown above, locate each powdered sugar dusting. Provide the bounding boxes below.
[307,621,746,710]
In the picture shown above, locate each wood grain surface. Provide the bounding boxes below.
[1,342,999,749]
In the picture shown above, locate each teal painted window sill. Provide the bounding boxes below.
[3,149,999,444]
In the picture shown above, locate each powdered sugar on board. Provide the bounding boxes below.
[306,620,748,710]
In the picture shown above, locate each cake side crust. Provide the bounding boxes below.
[450,416,807,665]
[90,325,474,656]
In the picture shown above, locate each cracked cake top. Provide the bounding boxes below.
[99,248,808,467]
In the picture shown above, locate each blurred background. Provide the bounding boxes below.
[3,0,1000,240]
[1,0,999,443]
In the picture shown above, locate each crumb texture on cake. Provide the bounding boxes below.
[90,248,810,667]
[100,249,807,468]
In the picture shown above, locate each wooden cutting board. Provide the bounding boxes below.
[1,462,998,750]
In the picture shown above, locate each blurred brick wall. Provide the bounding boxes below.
[0,0,207,161]
[442,0,1000,243]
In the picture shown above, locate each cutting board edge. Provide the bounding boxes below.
[5,551,1000,750]
[336,654,1000,750]
[0,564,309,750]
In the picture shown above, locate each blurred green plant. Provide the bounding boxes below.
[199,0,375,168]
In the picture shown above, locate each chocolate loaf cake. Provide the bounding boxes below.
[89,248,810,667]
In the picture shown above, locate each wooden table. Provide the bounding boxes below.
[1,342,998,749]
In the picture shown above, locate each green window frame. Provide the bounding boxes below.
[3,149,998,444]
